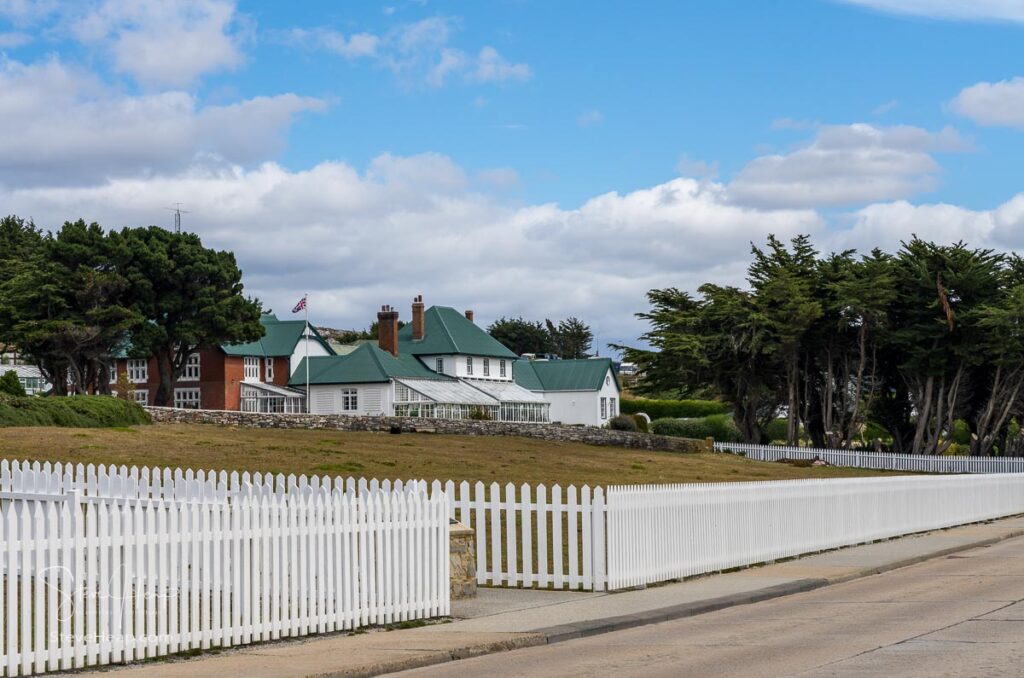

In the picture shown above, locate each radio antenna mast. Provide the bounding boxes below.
[164,203,190,233]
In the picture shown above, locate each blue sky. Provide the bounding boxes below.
[3,1,1024,350]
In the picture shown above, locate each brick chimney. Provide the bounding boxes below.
[464,309,474,323]
[377,305,400,356]
[412,295,425,341]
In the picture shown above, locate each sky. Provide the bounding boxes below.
[3,0,1024,352]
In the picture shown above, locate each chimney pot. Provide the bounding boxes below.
[412,295,425,341]
[465,309,474,323]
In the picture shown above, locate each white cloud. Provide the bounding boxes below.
[873,99,898,115]
[578,109,604,128]
[476,167,520,189]
[70,0,246,87]
[675,155,718,179]
[285,27,379,59]
[0,155,821,345]
[837,0,1024,23]
[0,57,325,187]
[951,77,1024,129]
[729,123,970,208]
[0,31,30,47]
[829,200,995,254]
[467,46,530,83]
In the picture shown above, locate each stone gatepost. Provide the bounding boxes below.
[449,520,477,599]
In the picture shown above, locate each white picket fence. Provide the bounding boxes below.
[441,481,606,591]
[0,486,448,677]
[2,461,607,593]
[605,474,1024,589]
[715,442,1024,474]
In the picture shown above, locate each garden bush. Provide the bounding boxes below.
[0,370,26,397]
[620,397,730,419]
[650,414,742,442]
[631,414,649,433]
[0,394,151,428]
[608,415,638,432]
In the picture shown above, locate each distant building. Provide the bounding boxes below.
[292,296,621,427]
[1,364,49,395]
[110,313,333,412]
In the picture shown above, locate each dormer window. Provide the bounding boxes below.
[466,357,474,375]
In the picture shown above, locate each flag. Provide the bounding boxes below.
[292,295,307,313]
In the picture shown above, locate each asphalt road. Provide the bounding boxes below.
[398,534,1024,677]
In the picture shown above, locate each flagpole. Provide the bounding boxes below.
[304,293,310,414]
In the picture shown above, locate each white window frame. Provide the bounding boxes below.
[181,353,201,381]
[499,360,506,378]
[466,357,474,375]
[435,357,444,374]
[341,388,358,412]
[127,359,148,384]
[174,387,201,409]
[133,390,149,406]
[483,358,490,377]
[244,356,260,381]
[610,397,617,417]
[109,367,118,384]
[600,397,608,420]
[265,357,274,382]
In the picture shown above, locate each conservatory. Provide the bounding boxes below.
[393,378,550,423]
[240,382,306,413]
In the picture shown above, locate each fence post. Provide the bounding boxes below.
[592,487,606,591]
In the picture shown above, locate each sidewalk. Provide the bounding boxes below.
[66,515,1024,678]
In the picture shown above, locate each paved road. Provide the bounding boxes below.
[398,534,1024,677]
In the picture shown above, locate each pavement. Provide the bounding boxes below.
[65,515,1024,678]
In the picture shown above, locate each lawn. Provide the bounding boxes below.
[0,423,905,486]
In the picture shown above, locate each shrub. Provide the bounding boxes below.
[650,414,742,442]
[608,415,638,432]
[469,406,492,421]
[0,395,151,428]
[0,370,26,397]
[764,418,789,443]
[620,398,730,419]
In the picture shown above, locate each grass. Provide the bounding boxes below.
[0,422,906,486]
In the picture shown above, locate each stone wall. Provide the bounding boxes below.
[449,522,477,599]
[144,407,709,453]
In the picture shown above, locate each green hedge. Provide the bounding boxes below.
[0,395,151,428]
[650,414,742,442]
[621,398,730,419]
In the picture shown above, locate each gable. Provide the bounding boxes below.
[527,358,619,392]
[223,314,334,358]
[397,306,517,359]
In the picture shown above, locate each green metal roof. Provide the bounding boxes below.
[289,342,451,386]
[397,306,517,359]
[511,360,544,391]
[222,314,334,358]
[522,358,619,392]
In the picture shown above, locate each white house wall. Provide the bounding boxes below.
[544,367,621,426]
[307,383,393,415]
[290,338,331,375]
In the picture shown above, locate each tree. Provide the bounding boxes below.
[488,317,552,355]
[117,227,265,406]
[546,317,593,359]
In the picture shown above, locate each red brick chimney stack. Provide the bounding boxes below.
[465,309,474,323]
[412,295,425,341]
[377,305,400,356]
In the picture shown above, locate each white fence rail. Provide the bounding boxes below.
[0,486,448,677]
[715,442,1024,474]
[605,474,1024,589]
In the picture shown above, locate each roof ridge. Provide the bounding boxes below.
[432,306,457,349]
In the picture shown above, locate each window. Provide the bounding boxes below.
[466,357,473,375]
[499,360,506,378]
[483,358,490,377]
[610,398,617,417]
[133,390,149,406]
[127,359,148,383]
[265,357,274,381]
[244,356,260,381]
[174,387,201,409]
[435,358,444,374]
[341,388,358,411]
[600,397,608,420]
[181,353,200,381]
[605,374,611,386]
[109,367,117,384]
